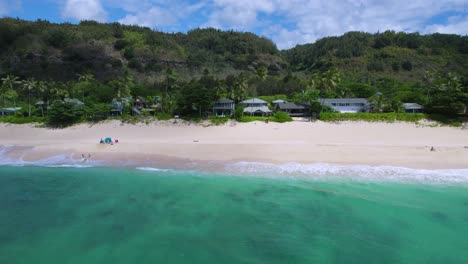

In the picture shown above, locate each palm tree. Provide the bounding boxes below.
[233,73,248,103]
[320,68,341,94]
[214,81,226,100]
[77,73,95,103]
[256,66,268,81]
[36,81,48,117]
[1,75,20,106]
[22,79,38,117]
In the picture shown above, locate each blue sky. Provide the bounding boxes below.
[1,0,467,49]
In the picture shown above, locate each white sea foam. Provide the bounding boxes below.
[136,167,170,172]
[0,145,100,168]
[225,162,468,184]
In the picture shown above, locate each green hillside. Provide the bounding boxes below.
[0,18,283,82]
[283,31,468,83]
[0,18,466,125]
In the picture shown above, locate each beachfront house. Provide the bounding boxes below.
[276,102,306,117]
[111,99,125,116]
[272,99,286,108]
[0,107,21,116]
[403,103,424,113]
[213,98,235,116]
[319,98,369,113]
[64,98,85,106]
[240,98,272,116]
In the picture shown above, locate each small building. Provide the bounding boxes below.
[64,98,84,106]
[276,102,306,117]
[0,107,21,116]
[111,99,125,116]
[241,98,272,116]
[213,98,235,116]
[241,98,268,107]
[272,99,286,107]
[319,98,369,113]
[403,103,424,113]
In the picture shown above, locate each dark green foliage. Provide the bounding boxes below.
[84,103,111,122]
[123,47,135,59]
[401,61,413,71]
[0,116,45,124]
[128,58,144,72]
[0,19,466,124]
[271,111,292,123]
[114,39,129,50]
[210,116,229,125]
[46,29,73,48]
[46,102,84,127]
[234,105,244,121]
[320,112,426,122]
[367,61,385,72]
[155,113,172,120]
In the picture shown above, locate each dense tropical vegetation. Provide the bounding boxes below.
[0,18,467,126]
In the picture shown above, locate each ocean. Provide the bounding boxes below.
[0,165,467,263]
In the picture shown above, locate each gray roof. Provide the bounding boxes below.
[213,106,234,110]
[403,103,424,109]
[277,102,305,110]
[0,107,21,112]
[241,98,267,104]
[272,99,286,104]
[64,98,84,105]
[216,98,234,103]
[319,98,368,104]
[243,106,272,113]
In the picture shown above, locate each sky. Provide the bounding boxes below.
[1,0,467,49]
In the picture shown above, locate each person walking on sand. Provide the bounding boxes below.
[430,146,435,152]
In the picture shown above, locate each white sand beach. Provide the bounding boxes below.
[1,120,467,169]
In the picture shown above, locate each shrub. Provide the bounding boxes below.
[234,105,244,121]
[0,116,45,124]
[238,116,268,122]
[155,113,172,120]
[271,111,293,123]
[46,102,84,127]
[210,116,229,125]
[319,112,427,123]
[84,103,111,122]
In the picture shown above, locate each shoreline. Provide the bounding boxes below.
[1,120,468,171]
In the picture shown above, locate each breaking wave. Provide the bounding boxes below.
[0,145,99,168]
[225,162,468,184]
[136,167,170,172]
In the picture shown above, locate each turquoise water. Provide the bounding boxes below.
[0,166,467,263]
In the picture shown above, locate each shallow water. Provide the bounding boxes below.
[1,166,467,263]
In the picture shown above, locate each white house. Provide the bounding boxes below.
[319,98,369,113]
[403,103,424,113]
[213,98,235,116]
[240,98,272,116]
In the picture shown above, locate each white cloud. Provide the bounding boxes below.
[114,0,205,29]
[204,0,275,29]
[54,0,468,49]
[118,7,176,28]
[200,0,467,49]
[424,15,468,35]
[62,0,108,22]
[0,0,21,16]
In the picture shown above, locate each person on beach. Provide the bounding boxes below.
[430,146,435,152]
[100,138,104,144]
[115,139,119,144]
